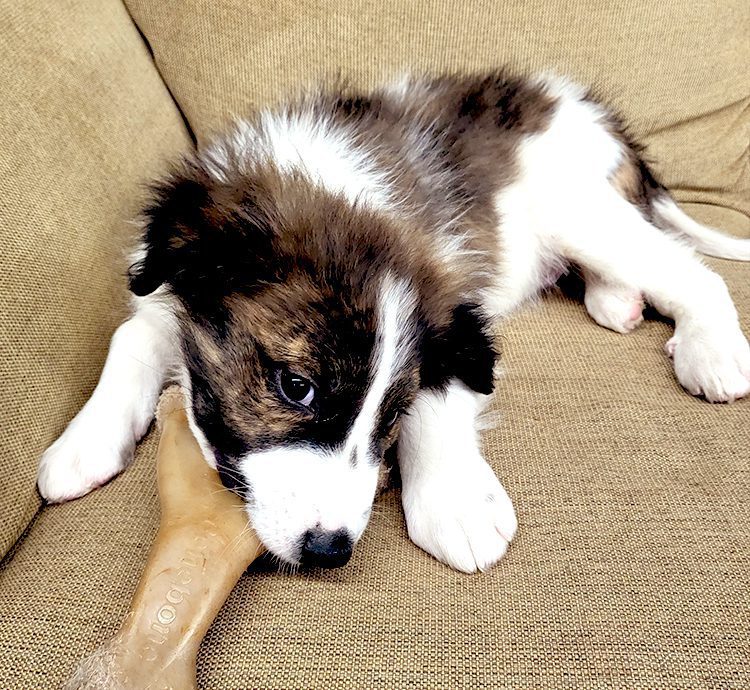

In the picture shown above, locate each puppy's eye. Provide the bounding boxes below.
[384,410,399,429]
[278,370,315,407]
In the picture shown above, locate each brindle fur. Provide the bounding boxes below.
[130,70,662,493]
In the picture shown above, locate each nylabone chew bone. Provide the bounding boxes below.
[66,386,264,689]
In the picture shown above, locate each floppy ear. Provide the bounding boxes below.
[128,167,213,297]
[420,303,498,395]
[128,162,275,309]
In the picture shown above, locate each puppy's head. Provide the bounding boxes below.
[130,162,425,567]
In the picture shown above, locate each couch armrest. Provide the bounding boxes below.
[0,0,191,558]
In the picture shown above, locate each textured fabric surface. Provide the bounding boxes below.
[0,0,190,556]
[1,245,748,688]
[2,0,750,688]
[124,0,750,233]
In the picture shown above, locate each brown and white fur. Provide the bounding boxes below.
[37,71,750,573]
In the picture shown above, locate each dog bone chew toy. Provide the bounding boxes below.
[66,386,264,690]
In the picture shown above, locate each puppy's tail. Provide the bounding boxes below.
[652,197,750,261]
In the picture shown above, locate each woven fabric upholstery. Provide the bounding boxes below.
[0,0,190,557]
[1,0,749,688]
[2,257,748,687]
[124,0,750,233]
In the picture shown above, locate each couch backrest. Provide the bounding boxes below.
[124,0,749,232]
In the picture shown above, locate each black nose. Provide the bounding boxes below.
[300,528,353,569]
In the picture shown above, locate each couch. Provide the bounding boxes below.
[1,0,748,687]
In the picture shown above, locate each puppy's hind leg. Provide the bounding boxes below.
[583,269,644,334]
[37,294,178,503]
[556,188,750,402]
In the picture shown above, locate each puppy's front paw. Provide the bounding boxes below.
[37,416,135,503]
[402,457,517,573]
[667,323,750,402]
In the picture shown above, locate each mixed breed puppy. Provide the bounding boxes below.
[38,71,750,573]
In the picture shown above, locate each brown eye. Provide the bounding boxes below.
[384,410,399,429]
[278,370,315,407]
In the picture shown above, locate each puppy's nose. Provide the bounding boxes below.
[300,528,353,568]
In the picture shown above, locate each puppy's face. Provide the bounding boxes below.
[182,272,420,567]
[130,164,430,567]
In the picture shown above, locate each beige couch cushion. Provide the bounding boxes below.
[2,250,748,687]
[0,0,190,557]
[124,0,749,233]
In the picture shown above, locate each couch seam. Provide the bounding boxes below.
[118,0,197,147]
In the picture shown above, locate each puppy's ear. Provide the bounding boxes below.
[128,162,274,308]
[128,166,213,297]
[420,303,498,395]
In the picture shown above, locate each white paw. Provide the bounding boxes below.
[37,414,135,503]
[402,457,517,573]
[666,322,750,402]
[585,284,644,334]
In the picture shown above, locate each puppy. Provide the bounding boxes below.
[37,71,750,573]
